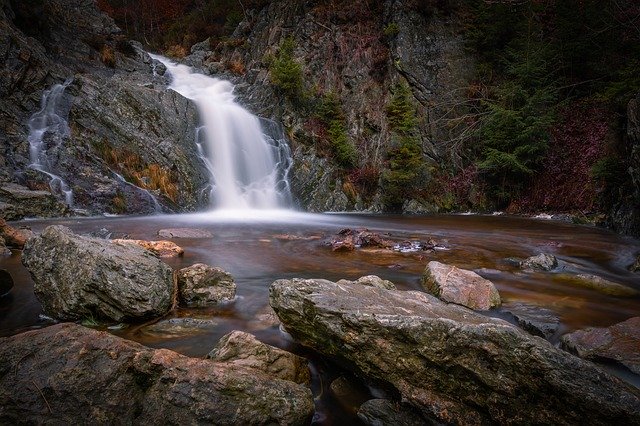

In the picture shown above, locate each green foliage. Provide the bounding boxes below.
[270,37,303,98]
[382,83,426,211]
[316,93,357,169]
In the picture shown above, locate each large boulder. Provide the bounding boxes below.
[207,330,310,385]
[561,317,640,375]
[176,263,236,307]
[269,278,640,425]
[22,225,174,322]
[421,261,501,310]
[0,323,314,424]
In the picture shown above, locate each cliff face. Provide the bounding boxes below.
[0,0,209,217]
[183,0,474,212]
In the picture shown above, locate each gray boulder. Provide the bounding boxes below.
[502,302,560,339]
[421,261,501,310]
[520,253,558,271]
[22,225,174,322]
[176,263,236,307]
[561,317,640,375]
[269,278,640,425]
[336,275,396,290]
[0,323,314,425]
[208,330,310,385]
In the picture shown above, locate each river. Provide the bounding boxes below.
[1,211,639,424]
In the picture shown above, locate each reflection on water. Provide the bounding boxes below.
[1,212,639,422]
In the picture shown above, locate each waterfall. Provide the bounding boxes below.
[149,54,292,210]
[27,78,74,206]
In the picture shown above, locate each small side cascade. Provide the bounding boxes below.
[112,172,163,213]
[27,78,74,206]
[149,53,293,210]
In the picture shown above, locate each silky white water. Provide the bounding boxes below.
[150,54,292,210]
[27,78,74,206]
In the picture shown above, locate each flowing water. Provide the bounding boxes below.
[149,54,292,209]
[27,78,74,206]
[1,212,639,423]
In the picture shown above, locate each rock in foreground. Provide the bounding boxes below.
[561,317,640,375]
[22,226,174,321]
[0,323,313,425]
[270,278,640,425]
[177,263,236,307]
[112,239,184,258]
[421,261,501,310]
[208,330,310,385]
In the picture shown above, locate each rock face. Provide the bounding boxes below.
[22,225,174,322]
[421,261,501,310]
[269,278,640,424]
[520,253,558,271]
[112,239,185,258]
[176,263,236,307]
[0,323,314,425]
[207,330,310,385]
[561,317,640,375]
[0,0,209,217]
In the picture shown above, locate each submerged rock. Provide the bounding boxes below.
[357,399,427,426]
[502,302,560,339]
[0,269,13,297]
[336,275,396,290]
[631,255,640,272]
[207,330,310,385]
[520,253,558,271]
[142,318,218,338]
[561,317,640,375]
[269,278,640,424]
[421,261,501,310]
[176,263,236,307]
[22,225,174,322]
[112,239,184,258]
[158,228,214,238]
[558,273,639,297]
[0,323,314,425]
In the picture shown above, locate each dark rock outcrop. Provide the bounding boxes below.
[0,323,314,425]
[176,263,236,307]
[0,269,13,297]
[207,330,310,385]
[0,0,209,217]
[357,399,427,426]
[561,316,640,375]
[502,302,560,339]
[421,261,501,310]
[269,278,640,424]
[22,225,174,321]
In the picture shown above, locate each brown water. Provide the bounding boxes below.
[1,212,639,423]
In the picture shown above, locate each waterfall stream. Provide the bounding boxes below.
[27,78,74,206]
[150,54,292,210]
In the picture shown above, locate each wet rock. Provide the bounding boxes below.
[0,323,314,425]
[421,261,501,310]
[158,228,214,238]
[207,330,310,385]
[629,254,640,272]
[330,376,359,399]
[561,317,640,375]
[22,225,174,322]
[273,233,321,241]
[0,237,10,257]
[0,219,34,248]
[502,302,560,339]
[269,278,640,424]
[357,399,429,426]
[0,269,13,297]
[520,253,558,271]
[0,183,69,220]
[143,318,218,338]
[331,238,356,252]
[176,263,236,307]
[112,239,184,258]
[250,305,281,329]
[559,273,639,297]
[331,229,393,252]
[337,275,396,290]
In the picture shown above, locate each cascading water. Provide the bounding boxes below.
[150,54,292,210]
[27,78,74,206]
